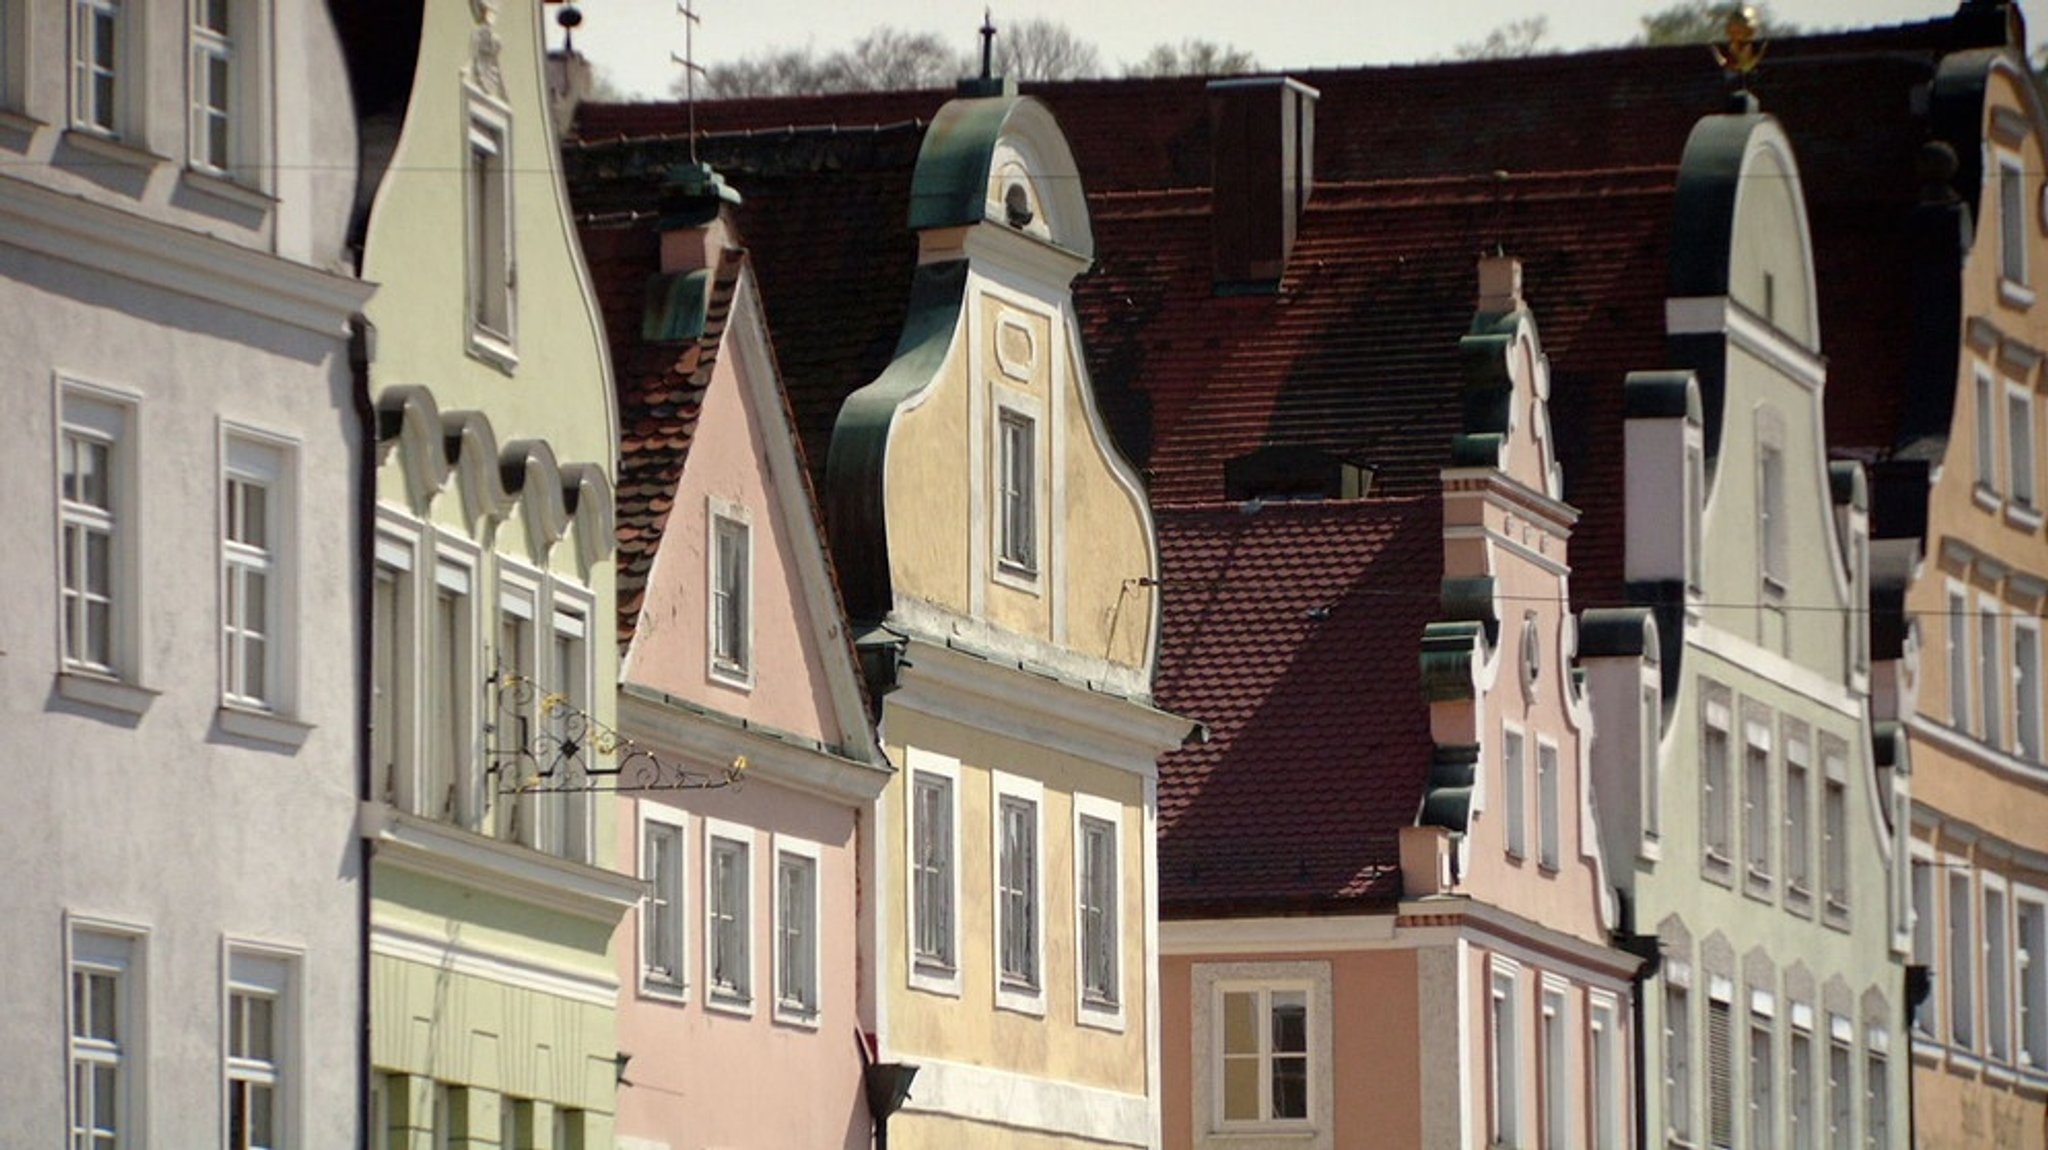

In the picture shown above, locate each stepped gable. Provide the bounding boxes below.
[1153,496,1441,912]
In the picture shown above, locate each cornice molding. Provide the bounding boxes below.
[361,802,646,924]
[617,682,893,804]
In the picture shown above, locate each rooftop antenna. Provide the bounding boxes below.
[556,3,583,53]
[979,8,997,80]
[671,0,705,162]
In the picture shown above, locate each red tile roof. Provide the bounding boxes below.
[1154,497,1442,910]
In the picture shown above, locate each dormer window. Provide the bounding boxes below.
[997,407,1037,577]
[465,93,516,369]
[708,502,751,688]
[2002,156,2030,296]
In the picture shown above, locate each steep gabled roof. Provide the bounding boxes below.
[1154,497,1441,911]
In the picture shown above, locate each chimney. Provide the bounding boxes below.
[1476,253,1524,315]
[657,161,743,275]
[544,49,593,138]
[1208,76,1318,293]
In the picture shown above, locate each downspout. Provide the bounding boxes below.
[1618,918,1662,1150]
[350,315,375,1150]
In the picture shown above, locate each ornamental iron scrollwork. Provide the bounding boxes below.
[485,669,746,795]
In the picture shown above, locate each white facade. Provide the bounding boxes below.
[0,1,371,1146]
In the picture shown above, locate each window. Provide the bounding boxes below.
[1863,1049,1888,1149]
[2019,620,2043,761]
[1912,859,1937,1037]
[370,532,414,806]
[641,815,686,995]
[2011,386,2037,507]
[1222,986,1311,1125]
[1589,998,1622,1150]
[1827,1034,1852,1150]
[1686,439,1706,592]
[1823,770,1849,916]
[493,579,537,841]
[1540,986,1566,1149]
[1978,370,2001,492]
[1988,882,2012,1061]
[1749,1012,1775,1150]
[71,0,124,136]
[1950,586,1973,728]
[1536,741,1560,870]
[541,601,590,860]
[1744,714,1773,887]
[1667,981,1694,1143]
[2020,896,2047,1068]
[1951,868,1976,1048]
[225,950,290,1150]
[424,559,473,825]
[1076,797,1121,1020]
[997,408,1037,574]
[1503,725,1527,860]
[1704,688,1733,869]
[709,510,750,684]
[189,0,234,173]
[705,823,752,1008]
[59,388,133,680]
[907,753,958,989]
[1642,685,1662,846]
[221,436,289,711]
[1196,962,1332,1144]
[774,839,820,1021]
[465,97,515,362]
[1708,989,1734,1150]
[70,925,139,1150]
[993,775,1043,1008]
[1491,967,1522,1145]
[1982,599,2004,744]
[1759,439,1787,590]
[1785,724,1812,902]
[1790,1024,1815,1150]
[2002,157,2028,289]
[552,1108,585,1150]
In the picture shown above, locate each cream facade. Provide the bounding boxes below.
[827,88,1189,1148]
[352,3,637,1145]
[0,0,371,1145]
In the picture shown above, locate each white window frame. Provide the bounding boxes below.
[187,0,258,181]
[219,428,296,717]
[540,591,594,862]
[1743,710,1774,892]
[1748,999,1776,1150]
[2009,381,2038,510]
[1503,723,1528,860]
[703,817,754,1014]
[1949,861,1977,1050]
[994,403,1040,584]
[370,523,418,809]
[1827,1020,1854,1150]
[1195,961,1333,1150]
[1641,683,1662,853]
[1491,958,1524,1147]
[1758,418,1788,594]
[706,498,753,689]
[1784,720,1813,909]
[1982,594,2006,748]
[1074,791,1125,1031]
[772,833,822,1026]
[1912,851,1939,1039]
[1535,738,1561,871]
[464,88,516,369]
[223,942,296,1150]
[2018,616,2044,762]
[492,568,540,843]
[1703,686,1734,876]
[1666,975,1694,1144]
[638,807,688,1001]
[1977,367,2002,497]
[1686,437,1706,595]
[1950,582,1974,731]
[1790,1009,1816,1150]
[1986,873,2013,1063]
[70,0,130,138]
[2019,886,2048,1072]
[1821,738,1851,922]
[906,749,961,996]
[1863,1042,1889,1150]
[1540,980,1568,1150]
[68,916,146,1150]
[991,770,1045,1014]
[56,381,143,693]
[1588,993,1623,1150]
[2001,153,2031,298]
[423,546,479,828]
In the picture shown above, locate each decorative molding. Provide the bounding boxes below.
[895,1054,1153,1147]
[617,683,892,803]
[361,802,646,924]
[1665,295,1826,390]
[370,920,617,1007]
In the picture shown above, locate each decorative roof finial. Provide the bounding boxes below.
[556,3,582,53]
[670,0,705,162]
[1711,6,1768,83]
[979,9,997,81]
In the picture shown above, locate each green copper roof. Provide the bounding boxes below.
[642,268,711,344]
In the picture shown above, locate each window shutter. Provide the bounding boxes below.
[1708,997,1734,1149]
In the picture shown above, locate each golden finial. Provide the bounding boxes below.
[1712,6,1768,78]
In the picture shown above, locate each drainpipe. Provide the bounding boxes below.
[350,315,375,1150]
[1617,922,1662,1150]
[1905,964,1931,1149]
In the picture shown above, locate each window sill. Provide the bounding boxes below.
[992,558,1043,596]
[62,128,167,173]
[180,166,276,214]
[1703,851,1734,887]
[2009,502,2045,533]
[0,108,44,137]
[1761,574,1788,600]
[1784,884,1813,919]
[996,979,1048,1016]
[216,705,313,750]
[708,662,754,693]
[773,1001,822,1030]
[704,989,755,1019]
[638,974,688,1005]
[1078,997,1128,1033]
[467,328,519,375]
[2002,278,2036,310]
[909,959,961,998]
[1638,836,1663,864]
[1822,897,1851,931]
[56,670,159,717]
[1977,483,2006,514]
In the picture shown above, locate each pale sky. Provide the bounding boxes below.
[560,0,2041,100]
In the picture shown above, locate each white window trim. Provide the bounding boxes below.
[67,914,147,1150]
[1784,722,1813,910]
[492,565,541,844]
[1985,871,2014,1065]
[370,519,421,810]
[222,940,298,1150]
[705,497,753,691]
[1950,580,1975,732]
[1666,973,1695,1145]
[185,0,269,189]
[771,833,823,1027]
[1193,960,1334,1150]
[1073,791,1126,1032]
[424,540,482,829]
[218,424,299,722]
[1743,711,1775,893]
[637,805,688,1002]
[1491,956,1525,1148]
[463,85,517,371]
[2000,152,2033,304]
[1910,845,1939,1040]
[2007,380,2039,513]
[1641,682,1663,857]
[905,747,962,997]
[1502,721,1528,861]
[543,587,595,863]
[2015,882,2048,1073]
[1703,686,1735,877]
[702,817,755,1016]
[1588,991,1624,1150]
[1948,856,1977,1052]
[55,377,147,699]
[1821,737,1852,924]
[1975,366,2003,505]
[69,0,134,140]
[1540,979,1569,1150]
[1982,592,2007,750]
[1535,736,1561,871]
[990,769,1046,1015]
[2017,615,2044,763]
[1757,409,1789,595]
[991,394,1044,593]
